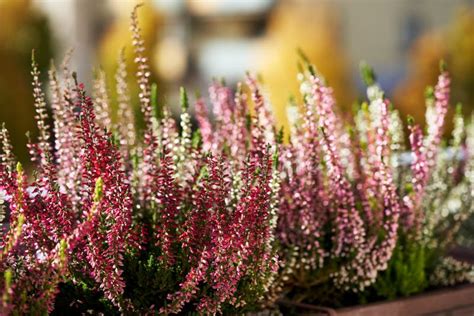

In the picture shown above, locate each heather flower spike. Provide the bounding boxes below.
[115,48,136,155]
[131,4,153,128]
[93,68,112,129]
[31,50,53,168]
[0,124,15,178]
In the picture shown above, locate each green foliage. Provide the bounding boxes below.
[359,61,376,86]
[151,82,162,120]
[122,250,184,311]
[373,239,428,300]
[52,280,117,315]
[180,86,189,111]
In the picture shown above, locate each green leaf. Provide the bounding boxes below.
[180,86,189,112]
[359,61,376,86]
[93,177,104,203]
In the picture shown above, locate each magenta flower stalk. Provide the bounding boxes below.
[74,80,136,309]
[246,74,276,146]
[209,81,235,151]
[311,75,365,260]
[194,96,214,152]
[195,82,251,163]
[154,149,181,265]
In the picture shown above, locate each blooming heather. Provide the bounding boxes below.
[270,64,403,303]
[0,5,279,314]
[0,4,473,314]
[373,66,474,299]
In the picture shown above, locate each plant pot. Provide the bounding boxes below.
[278,283,474,315]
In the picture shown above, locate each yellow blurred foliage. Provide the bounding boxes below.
[394,8,474,130]
[258,1,355,134]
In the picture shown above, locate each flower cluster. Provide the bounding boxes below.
[227,62,405,304]
[276,62,474,303]
[202,58,474,305]
[0,5,278,315]
[0,4,473,315]
[372,66,474,299]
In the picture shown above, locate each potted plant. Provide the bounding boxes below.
[272,60,474,313]
[0,4,473,315]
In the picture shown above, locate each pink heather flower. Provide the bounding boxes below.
[1,3,469,314]
[92,69,113,129]
[278,83,326,272]
[209,81,235,150]
[246,73,276,145]
[74,81,136,309]
[231,84,252,160]
[115,49,137,157]
[425,71,450,165]
[367,96,400,267]
[140,124,161,210]
[404,123,427,227]
[0,162,71,314]
[276,65,403,294]
[130,5,153,129]
[309,74,365,258]
[196,81,251,162]
[154,149,181,265]
[1,73,120,313]
[165,147,277,314]
[194,96,214,152]
[48,59,83,211]
[160,107,180,153]
[402,71,451,232]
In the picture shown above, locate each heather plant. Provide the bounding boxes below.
[0,5,279,315]
[275,61,474,305]
[272,61,402,305]
[371,65,474,300]
[199,56,474,306]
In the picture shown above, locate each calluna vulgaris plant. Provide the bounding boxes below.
[202,58,474,306]
[1,4,474,315]
[201,59,474,304]
[0,6,278,315]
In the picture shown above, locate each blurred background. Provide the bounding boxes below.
[0,0,473,162]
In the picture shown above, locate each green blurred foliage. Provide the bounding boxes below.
[373,241,428,300]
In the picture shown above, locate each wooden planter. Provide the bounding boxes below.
[279,283,474,316]
[278,247,474,315]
